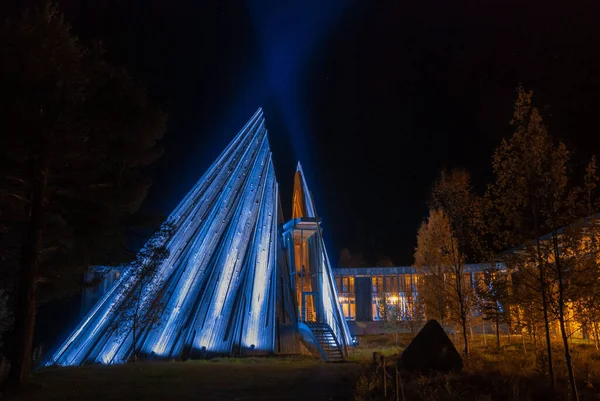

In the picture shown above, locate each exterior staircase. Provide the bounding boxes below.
[302,322,345,362]
[305,294,316,322]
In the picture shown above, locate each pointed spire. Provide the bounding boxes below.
[292,166,308,219]
[292,162,317,219]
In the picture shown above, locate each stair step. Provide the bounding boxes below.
[305,323,344,363]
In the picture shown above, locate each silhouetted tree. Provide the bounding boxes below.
[375,254,394,267]
[0,289,12,351]
[338,248,368,268]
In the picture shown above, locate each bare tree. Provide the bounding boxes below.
[110,222,172,362]
[403,291,425,337]
[476,264,510,349]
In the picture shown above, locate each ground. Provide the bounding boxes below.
[4,332,600,400]
[4,357,363,401]
[353,332,600,401]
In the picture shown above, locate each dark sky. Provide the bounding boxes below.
[7,0,600,265]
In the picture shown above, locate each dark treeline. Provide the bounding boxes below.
[0,4,167,385]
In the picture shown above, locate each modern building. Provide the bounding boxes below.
[333,264,506,335]
[333,264,500,322]
[47,108,351,366]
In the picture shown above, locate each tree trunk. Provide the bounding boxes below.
[553,231,579,401]
[496,314,501,349]
[522,332,527,356]
[461,316,469,360]
[532,320,538,350]
[593,322,600,351]
[536,238,555,390]
[456,273,469,360]
[482,320,487,346]
[9,160,47,385]
[438,267,445,326]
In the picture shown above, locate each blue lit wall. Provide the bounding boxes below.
[49,109,280,365]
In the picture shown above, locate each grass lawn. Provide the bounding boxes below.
[4,357,363,401]
[353,332,600,400]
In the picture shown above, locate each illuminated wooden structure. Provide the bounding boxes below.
[47,109,350,366]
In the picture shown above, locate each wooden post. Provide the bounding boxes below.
[397,365,406,401]
[395,365,400,401]
[381,354,386,397]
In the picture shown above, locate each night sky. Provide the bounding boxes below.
[6,0,600,265]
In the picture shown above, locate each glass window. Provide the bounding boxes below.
[463,273,473,288]
[398,275,408,293]
[341,277,354,292]
[384,275,398,293]
[339,293,356,320]
[372,295,382,321]
[338,276,355,321]
[348,276,354,292]
[372,275,384,293]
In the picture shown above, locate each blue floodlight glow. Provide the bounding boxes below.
[48,108,350,366]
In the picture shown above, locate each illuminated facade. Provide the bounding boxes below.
[333,265,493,322]
[48,108,350,366]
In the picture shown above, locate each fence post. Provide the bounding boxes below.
[395,365,400,401]
[381,354,386,397]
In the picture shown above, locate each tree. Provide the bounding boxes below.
[414,203,479,360]
[414,209,452,324]
[338,248,353,268]
[476,264,510,349]
[487,85,576,396]
[0,4,166,384]
[375,254,394,267]
[570,157,600,350]
[338,248,368,268]
[0,289,13,351]
[109,222,171,362]
[378,292,402,346]
[403,291,425,337]
[430,169,483,361]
